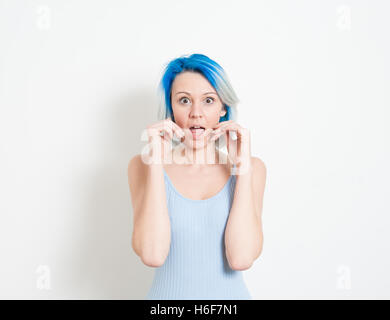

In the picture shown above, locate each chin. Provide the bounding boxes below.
[183,136,212,148]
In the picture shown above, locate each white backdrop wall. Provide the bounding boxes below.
[0,0,389,299]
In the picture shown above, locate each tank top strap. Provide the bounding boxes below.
[162,166,236,203]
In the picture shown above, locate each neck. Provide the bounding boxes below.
[170,143,229,168]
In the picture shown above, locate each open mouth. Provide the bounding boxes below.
[189,126,206,139]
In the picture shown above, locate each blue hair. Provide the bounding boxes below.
[157,53,239,123]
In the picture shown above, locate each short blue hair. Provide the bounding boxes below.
[157,53,239,123]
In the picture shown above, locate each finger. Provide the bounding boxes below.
[171,123,185,138]
[160,131,172,143]
[204,128,214,140]
[210,130,227,141]
[226,130,230,153]
[224,127,238,140]
[226,130,238,149]
[213,120,234,129]
[213,120,238,130]
[163,121,180,140]
[213,124,236,136]
[215,124,242,139]
[204,128,213,136]
[166,118,185,138]
[212,130,238,143]
[159,125,173,141]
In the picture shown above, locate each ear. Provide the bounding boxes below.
[220,107,227,117]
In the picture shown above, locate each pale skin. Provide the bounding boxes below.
[128,71,266,270]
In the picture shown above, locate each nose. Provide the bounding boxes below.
[189,101,203,119]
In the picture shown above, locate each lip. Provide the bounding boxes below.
[188,125,206,129]
[190,127,205,138]
[183,127,209,141]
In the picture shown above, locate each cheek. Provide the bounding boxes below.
[204,109,223,122]
[171,106,187,126]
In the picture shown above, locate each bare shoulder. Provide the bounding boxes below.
[251,156,267,179]
[128,153,146,170]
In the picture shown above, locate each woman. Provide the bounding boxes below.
[128,53,266,300]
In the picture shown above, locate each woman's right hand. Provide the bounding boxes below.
[145,118,185,164]
[147,117,184,143]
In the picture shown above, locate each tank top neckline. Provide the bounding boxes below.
[162,168,234,203]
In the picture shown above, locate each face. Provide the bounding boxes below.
[171,71,226,149]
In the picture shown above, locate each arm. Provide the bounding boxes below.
[224,157,267,270]
[127,155,171,267]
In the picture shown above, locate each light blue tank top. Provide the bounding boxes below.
[146,166,252,300]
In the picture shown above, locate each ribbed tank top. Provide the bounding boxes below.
[145,166,252,300]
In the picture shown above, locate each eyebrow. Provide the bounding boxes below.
[175,91,217,96]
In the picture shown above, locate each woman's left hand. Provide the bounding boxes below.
[211,120,252,175]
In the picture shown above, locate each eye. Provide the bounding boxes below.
[179,97,190,104]
[205,97,215,104]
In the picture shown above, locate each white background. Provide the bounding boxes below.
[0,0,389,299]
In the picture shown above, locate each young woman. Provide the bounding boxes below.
[127,54,266,299]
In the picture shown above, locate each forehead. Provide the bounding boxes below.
[171,71,216,94]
